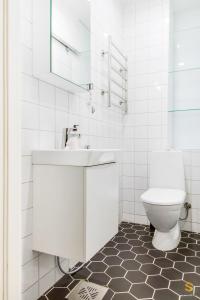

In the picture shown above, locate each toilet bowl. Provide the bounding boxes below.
[141,151,186,251]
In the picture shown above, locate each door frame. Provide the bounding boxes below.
[0,0,21,299]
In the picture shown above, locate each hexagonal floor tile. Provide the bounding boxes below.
[112,293,137,300]
[190,233,200,240]
[109,278,131,293]
[136,254,154,264]
[130,283,154,299]
[178,248,196,257]
[89,273,110,286]
[179,242,187,248]
[115,243,132,251]
[167,252,185,261]
[91,253,105,262]
[132,225,145,231]
[102,289,114,300]
[140,263,161,275]
[73,267,91,280]
[186,257,200,266]
[104,256,122,266]
[121,223,132,228]
[162,268,182,280]
[106,266,126,278]
[154,289,179,300]
[184,273,200,286]
[143,242,155,250]
[132,246,148,255]
[102,248,119,256]
[187,244,200,251]
[38,222,200,300]
[105,241,117,248]
[136,230,149,236]
[123,228,136,234]
[180,297,199,300]
[155,257,173,268]
[148,249,165,258]
[147,275,169,289]
[54,275,73,288]
[122,260,141,271]
[113,237,128,244]
[128,239,143,247]
[139,235,152,242]
[118,251,136,260]
[46,287,69,299]
[175,261,195,273]
[88,262,107,273]
[125,233,139,240]
[170,280,193,296]
[195,286,200,298]
[125,270,146,283]
[181,238,196,244]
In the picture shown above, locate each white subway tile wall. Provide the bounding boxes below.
[20,0,124,298]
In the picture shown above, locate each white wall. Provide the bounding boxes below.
[121,0,200,234]
[20,0,123,298]
[121,0,169,224]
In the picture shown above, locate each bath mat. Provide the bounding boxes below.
[66,280,108,300]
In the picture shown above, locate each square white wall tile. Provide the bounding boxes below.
[22,182,33,210]
[22,282,39,300]
[39,81,55,108]
[22,235,38,265]
[22,258,38,292]
[21,209,33,238]
[39,107,55,132]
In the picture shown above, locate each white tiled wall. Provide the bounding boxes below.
[20,0,123,298]
[121,0,169,224]
[121,0,200,235]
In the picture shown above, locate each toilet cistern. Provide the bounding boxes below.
[141,151,186,251]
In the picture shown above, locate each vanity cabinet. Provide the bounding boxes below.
[32,151,119,262]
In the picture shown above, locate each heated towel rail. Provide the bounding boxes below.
[102,36,128,113]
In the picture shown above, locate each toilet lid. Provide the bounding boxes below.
[141,188,186,205]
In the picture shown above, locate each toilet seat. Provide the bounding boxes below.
[141,188,186,206]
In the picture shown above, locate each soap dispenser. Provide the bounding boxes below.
[65,125,81,150]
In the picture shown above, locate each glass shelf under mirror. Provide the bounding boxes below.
[168,108,200,113]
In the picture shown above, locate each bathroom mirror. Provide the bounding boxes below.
[33,0,91,93]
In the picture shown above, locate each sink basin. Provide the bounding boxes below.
[32,149,120,166]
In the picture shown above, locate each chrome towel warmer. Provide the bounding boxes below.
[102,36,128,113]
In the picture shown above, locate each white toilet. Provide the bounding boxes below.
[141,151,186,251]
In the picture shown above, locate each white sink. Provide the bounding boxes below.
[32,149,120,166]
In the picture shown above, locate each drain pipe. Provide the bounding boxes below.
[179,202,191,221]
[56,257,86,276]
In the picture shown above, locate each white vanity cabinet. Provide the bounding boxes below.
[32,150,119,262]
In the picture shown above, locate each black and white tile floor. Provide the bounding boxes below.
[39,222,200,300]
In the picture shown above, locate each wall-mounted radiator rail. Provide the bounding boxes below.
[102,36,128,113]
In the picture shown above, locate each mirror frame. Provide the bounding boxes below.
[33,0,91,93]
